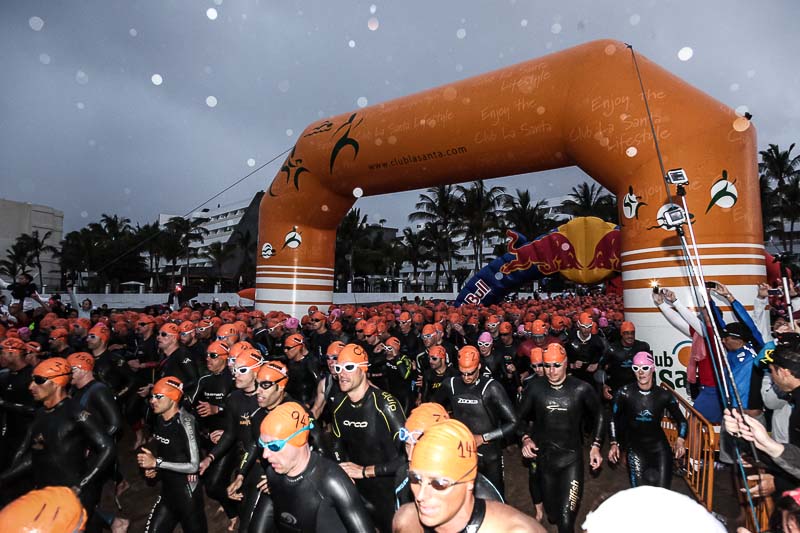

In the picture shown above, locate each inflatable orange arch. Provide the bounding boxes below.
[257,39,763,374]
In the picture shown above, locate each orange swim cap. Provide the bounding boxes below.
[256,361,289,385]
[284,333,305,349]
[620,321,636,333]
[234,349,263,369]
[260,401,312,448]
[159,323,180,337]
[543,343,567,363]
[457,345,480,371]
[0,486,87,532]
[206,340,230,357]
[152,376,184,403]
[337,343,368,364]
[33,358,71,387]
[326,341,346,356]
[67,352,95,372]
[229,341,254,360]
[410,419,477,482]
[405,402,450,435]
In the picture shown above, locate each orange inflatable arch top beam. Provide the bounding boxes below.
[257,39,762,327]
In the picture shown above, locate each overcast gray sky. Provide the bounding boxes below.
[1,0,798,233]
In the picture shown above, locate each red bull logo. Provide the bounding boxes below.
[500,230,581,276]
[501,217,621,284]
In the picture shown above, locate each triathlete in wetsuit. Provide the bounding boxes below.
[518,343,604,533]
[437,346,518,496]
[283,334,321,409]
[260,401,375,532]
[601,321,651,400]
[392,419,542,533]
[330,343,406,533]
[311,341,344,422]
[0,338,35,481]
[380,337,414,414]
[0,358,114,526]
[609,352,687,488]
[191,341,237,526]
[209,350,263,532]
[564,313,606,384]
[520,346,545,521]
[137,376,207,533]
[67,352,127,533]
[393,403,503,510]
[477,332,504,380]
[87,325,135,400]
[156,323,199,393]
[420,346,458,403]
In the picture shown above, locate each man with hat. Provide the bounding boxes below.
[393,403,504,510]
[601,321,651,400]
[136,376,207,533]
[48,327,75,358]
[608,351,687,489]
[308,310,335,361]
[419,345,458,404]
[437,345,518,497]
[259,401,374,532]
[379,336,414,414]
[394,311,422,359]
[0,358,114,527]
[565,312,606,384]
[330,343,406,532]
[0,337,36,502]
[178,320,207,376]
[87,325,134,401]
[517,343,604,533]
[155,323,199,394]
[283,333,321,409]
[68,352,122,438]
[392,419,542,532]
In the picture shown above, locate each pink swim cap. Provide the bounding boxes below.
[478,331,492,343]
[633,352,655,366]
[284,317,299,329]
[598,317,609,328]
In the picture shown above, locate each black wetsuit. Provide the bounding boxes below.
[72,380,122,437]
[0,365,35,474]
[394,462,503,509]
[602,340,651,394]
[209,387,262,531]
[158,347,199,393]
[383,354,413,414]
[93,348,135,398]
[309,330,336,362]
[517,376,604,533]
[267,451,374,532]
[610,383,687,488]
[480,351,505,381]
[395,330,422,360]
[564,333,606,384]
[420,498,487,533]
[331,386,406,533]
[191,369,237,519]
[286,355,321,409]
[519,374,543,508]
[145,408,206,533]
[0,397,114,522]
[421,366,459,403]
[438,375,518,496]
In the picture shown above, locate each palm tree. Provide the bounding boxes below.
[230,229,258,288]
[777,176,800,254]
[561,182,618,223]
[0,241,32,279]
[760,144,800,250]
[398,227,430,281]
[409,185,461,284]
[335,208,370,285]
[501,190,560,241]
[165,217,210,284]
[17,231,58,287]
[134,222,163,290]
[455,180,510,271]
[759,143,800,189]
[203,241,235,286]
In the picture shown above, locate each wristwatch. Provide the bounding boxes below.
[155,457,163,469]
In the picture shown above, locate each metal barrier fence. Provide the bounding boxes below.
[660,383,718,511]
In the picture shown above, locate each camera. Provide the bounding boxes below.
[662,205,688,228]
[768,288,783,296]
[665,168,689,185]
[704,281,718,290]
